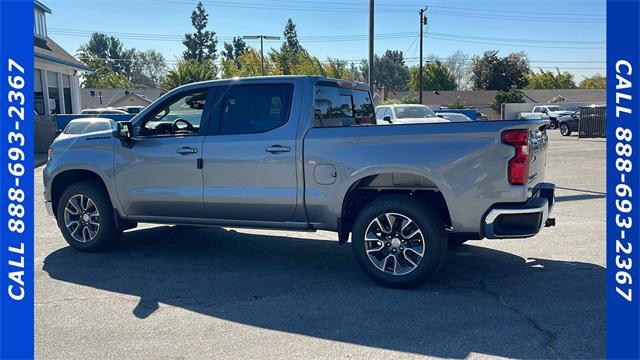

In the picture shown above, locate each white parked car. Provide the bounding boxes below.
[80,107,129,115]
[375,104,447,124]
[57,118,115,140]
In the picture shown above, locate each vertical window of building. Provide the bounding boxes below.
[62,74,72,114]
[47,71,60,115]
[34,69,45,115]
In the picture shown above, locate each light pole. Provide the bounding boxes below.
[369,0,375,97]
[242,35,281,75]
[419,5,428,104]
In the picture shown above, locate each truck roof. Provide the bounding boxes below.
[172,75,370,92]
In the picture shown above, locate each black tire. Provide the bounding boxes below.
[351,195,447,288]
[560,123,572,136]
[549,119,558,129]
[56,182,121,252]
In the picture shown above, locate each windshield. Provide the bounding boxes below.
[394,106,436,119]
[546,106,561,111]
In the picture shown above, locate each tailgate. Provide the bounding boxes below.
[528,124,549,188]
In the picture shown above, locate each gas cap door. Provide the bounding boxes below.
[314,164,337,185]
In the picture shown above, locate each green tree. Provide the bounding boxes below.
[324,58,350,79]
[491,89,525,112]
[271,19,308,75]
[223,37,247,69]
[408,61,456,91]
[448,96,466,109]
[526,69,576,89]
[377,50,410,91]
[288,52,324,75]
[182,2,218,63]
[470,50,530,90]
[221,48,274,78]
[580,74,606,89]
[161,59,217,93]
[549,95,567,103]
[78,33,134,87]
[130,50,168,88]
[283,18,303,56]
[382,95,418,105]
[83,67,133,88]
[445,50,470,90]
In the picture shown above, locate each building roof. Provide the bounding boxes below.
[81,88,161,110]
[108,93,154,107]
[520,89,605,104]
[34,0,52,13]
[34,37,91,71]
[392,90,499,107]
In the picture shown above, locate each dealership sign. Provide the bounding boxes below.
[0,0,34,358]
[607,0,640,358]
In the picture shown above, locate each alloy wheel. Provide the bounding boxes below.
[364,212,426,276]
[63,194,100,243]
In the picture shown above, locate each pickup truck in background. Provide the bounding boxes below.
[527,105,572,129]
[43,76,555,287]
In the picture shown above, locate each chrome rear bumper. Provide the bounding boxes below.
[484,183,555,239]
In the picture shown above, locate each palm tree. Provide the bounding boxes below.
[161,59,217,93]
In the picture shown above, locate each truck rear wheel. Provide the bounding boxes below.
[351,195,447,288]
[56,182,121,252]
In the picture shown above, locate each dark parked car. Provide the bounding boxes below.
[559,109,580,136]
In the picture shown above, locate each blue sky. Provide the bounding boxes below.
[45,0,606,81]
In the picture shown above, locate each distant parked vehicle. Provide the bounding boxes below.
[518,112,550,122]
[81,107,129,115]
[120,105,145,114]
[58,118,115,140]
[559,109,580,136]
[529,105,572,129]
[436,112,473,122]
[375,104,448,124]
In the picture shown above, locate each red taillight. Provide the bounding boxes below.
[501,130,529,185]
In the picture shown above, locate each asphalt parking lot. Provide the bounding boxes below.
[35,131,605,359]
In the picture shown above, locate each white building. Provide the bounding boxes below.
[33,0,90,115]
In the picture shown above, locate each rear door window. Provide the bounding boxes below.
[220,84,293,135]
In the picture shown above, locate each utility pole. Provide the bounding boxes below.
[419,5,428,104]
[242,35,280,76]
[368,0,375,97]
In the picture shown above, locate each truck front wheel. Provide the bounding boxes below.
[56,182,121,252]
[351,195,447,288]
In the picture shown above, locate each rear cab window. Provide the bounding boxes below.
[313,82,375,127]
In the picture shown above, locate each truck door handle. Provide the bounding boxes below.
[176,146,198,155]
[265,145,291,154]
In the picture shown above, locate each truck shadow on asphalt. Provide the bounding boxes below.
[42,225,604,359]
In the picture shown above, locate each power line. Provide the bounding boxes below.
[49,27,605,47]
[250,0,605,18]
[145,0,605,22]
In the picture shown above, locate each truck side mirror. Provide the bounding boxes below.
[383,115,392,123]
[113,121,133,148]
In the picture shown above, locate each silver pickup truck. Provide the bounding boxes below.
[44,76,555,287]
